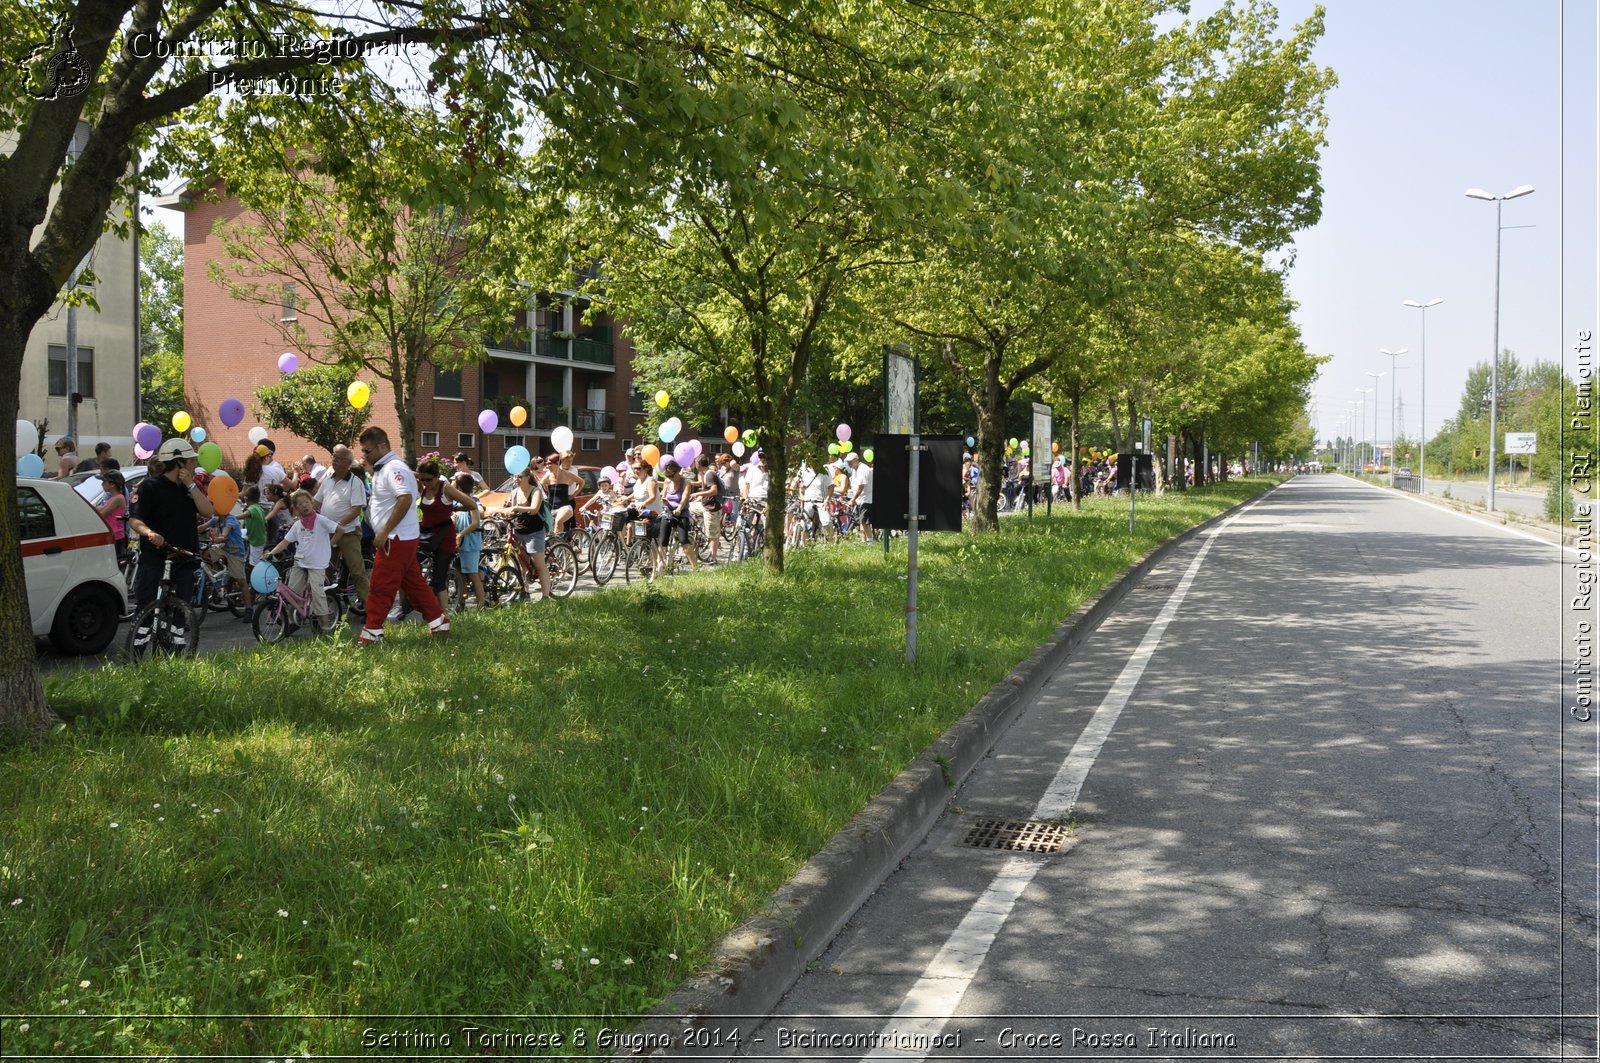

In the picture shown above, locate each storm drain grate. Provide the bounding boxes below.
[961,817,1070,854]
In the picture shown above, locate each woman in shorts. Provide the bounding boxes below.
[503,467,552,599]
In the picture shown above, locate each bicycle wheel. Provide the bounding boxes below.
[691,523,713,564]
[125,597,197,660]
[251,597,291,644]
[545,541,579,598]
[623,538,652,584]
[592,533,619,586]
[484,559,526,606]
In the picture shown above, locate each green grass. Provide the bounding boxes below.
[0,479,1276,1057]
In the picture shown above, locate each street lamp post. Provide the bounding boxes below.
[1379,350,1406,484]
[1355,390,1371,474]
[1403,299,1443,495]
[1466,185,1534,512]
[1363,375,1385,475]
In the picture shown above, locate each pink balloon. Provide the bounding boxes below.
[836,423,852,442]
[133,444,153,460]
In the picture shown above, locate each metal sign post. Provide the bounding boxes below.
[907,434,920,663]
[884,347,919,662]
[1031,402,1052,520]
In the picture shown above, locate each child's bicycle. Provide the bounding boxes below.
[250,559,339,643]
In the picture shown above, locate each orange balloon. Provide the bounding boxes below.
[640,444,661,466]
[723,425,739,444]
[207,472,239,513]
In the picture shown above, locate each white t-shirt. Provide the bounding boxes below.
[850,463,873,504]
[315,470,369,533]
[742,463,769,499]
[284,513,340,570]
[259,460,287,492]
[367,453,421,541]
[305,461,328,481]
[799,463,829,503]
[631,476,662,514]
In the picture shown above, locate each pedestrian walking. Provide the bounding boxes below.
[355,426,449,645]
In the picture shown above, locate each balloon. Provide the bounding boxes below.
[189,426,207,443]
[741,430,758,448]
[724,425,739,444]
[1020,440,1030,452]
[551,426,575,453]
[277,352,299,374]
[172,410,192,434]
[504,445,531,476]
[1008,437,1018,449]
[510,405,528,428]
[732,441,746,458]
[828,443,841,456]
[207,471,239,512]
[600,467,619,484]
[347,380,371,409]
[196,441,223,472]
[255,444,270,458]
[685,439,702,462]
[219,397,245,427]
[137,423,163,451]
[248,426,268,445]
[655,390,670,409]
[15,419,36,456]
[863,448,874,462]
[836,423,852,442]
[640,444,661,466]
[250,560,280,595]
[477,409,499,435]
[658,418,680,443]
[673,441,696,467]
[1052,442,1060,453]
[17,453,44,477]
[133,445,153,461]
[966,436,976,447]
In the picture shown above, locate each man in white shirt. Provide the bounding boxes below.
[315,444,370,606]
[741,450,770,505]
[301,452,328,481]
[796,458,829,538]
[846,451,874,541]
[354,426,448,645]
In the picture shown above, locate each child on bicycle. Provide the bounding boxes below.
[262,489,341,627]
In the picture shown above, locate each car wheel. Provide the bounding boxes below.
[49,584,122,655]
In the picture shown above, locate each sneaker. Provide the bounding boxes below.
[358,628,384,646]
[428,616,451,638]
[386,604,404,622]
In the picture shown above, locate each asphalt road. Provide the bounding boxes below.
[1419,476,1550,520]
[748,475,1595,1060]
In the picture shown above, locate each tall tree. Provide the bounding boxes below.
[137,219,184,431]
[253,364,372,456]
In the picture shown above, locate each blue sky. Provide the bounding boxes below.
[1266,0,1596,446]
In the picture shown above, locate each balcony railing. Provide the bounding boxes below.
[572,337,614,366]
[531,405,616,435]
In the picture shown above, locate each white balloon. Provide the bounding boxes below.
[15,419,36,456]
[550,425,575,453]
[248,426,268,444]
[731,441,746,458]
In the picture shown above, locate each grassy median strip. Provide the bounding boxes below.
[1,478,1275,1056]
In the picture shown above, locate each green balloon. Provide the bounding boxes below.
[197,441,223,473]
[742,430,758,448]
[842,440,854,453]
[863,448,874,462]
[1008,437,1019,448]
[828,442,841,455]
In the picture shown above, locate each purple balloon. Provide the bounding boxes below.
[672,441,697,467]
[477,409,499,434]
[134,422,161,451]
[277,352,299,374]
[218,397,245,428]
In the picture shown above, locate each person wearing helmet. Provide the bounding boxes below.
[127,437,217,616]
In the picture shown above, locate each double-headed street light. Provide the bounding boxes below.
[1403,299,1443,495]
[1466,184,1534,511]
[1378,350,1406,483]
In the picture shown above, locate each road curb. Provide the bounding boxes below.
[631,485,1277,1059]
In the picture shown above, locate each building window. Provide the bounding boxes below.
[621,438,632,451]
[580,437,600,452]
[502,434,525,449]
[280,283,297,322]
[17,488,55,539]
[421,431,440,449]
[434,365,463,400]
[47,345,93,398]
[458,433,476,450]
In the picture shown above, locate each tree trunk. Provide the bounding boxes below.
[0,305,63,747]
[969,351,1007,533]
[1108,395,1124,453]
[1069,390,1082,511]
[1192,435,1205,485]
[761,434,787,575]
[395,372,417,466]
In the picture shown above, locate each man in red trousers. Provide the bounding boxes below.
[355,425,449,645]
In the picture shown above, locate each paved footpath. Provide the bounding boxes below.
[744,475,1596,1061]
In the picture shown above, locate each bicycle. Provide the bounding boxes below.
[735,501,766,563]
[192,543,250,622]
[585,510,625,586]
[124,545,203,661]
[251,562,340,643]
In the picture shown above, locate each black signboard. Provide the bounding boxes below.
[870,435,965,532]
[1115,453,1155,492]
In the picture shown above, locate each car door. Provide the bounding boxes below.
[19,486,68,632]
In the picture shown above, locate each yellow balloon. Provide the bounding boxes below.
[172,410,192,434]
[347,381,371,409]
[510,404,528,427]
[655,390,670,409]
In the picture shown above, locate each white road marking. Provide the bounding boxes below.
[862,494,1271,1060]
[1346,476,1581,555]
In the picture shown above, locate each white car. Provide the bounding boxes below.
[18,476,128,654]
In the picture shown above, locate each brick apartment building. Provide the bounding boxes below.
[164,187,643,482]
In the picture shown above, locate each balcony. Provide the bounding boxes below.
[532,405,616,435]
[529,328,615,368]
[572,336,614,366]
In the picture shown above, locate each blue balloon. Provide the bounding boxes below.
[966,436,976,447]
[17,453,44,478]
[250,561,280,595]
[190,426,207,443]
[504,445,531,476]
